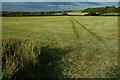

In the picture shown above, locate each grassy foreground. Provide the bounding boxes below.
[2,16,119,79]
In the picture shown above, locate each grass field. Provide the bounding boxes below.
[68,11,88,15]
[103,13,119,16]
[2,16,119,79]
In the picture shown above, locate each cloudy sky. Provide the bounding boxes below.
[1,0,120,2]
[2,2,118,12]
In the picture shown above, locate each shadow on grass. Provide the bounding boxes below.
[11,47,72,80]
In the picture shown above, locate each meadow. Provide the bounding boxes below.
[2,16,119,79]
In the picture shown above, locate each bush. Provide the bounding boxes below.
[62,11,68,15]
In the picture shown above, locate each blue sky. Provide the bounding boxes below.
[2,0,120,2]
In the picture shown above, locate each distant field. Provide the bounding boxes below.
[68,11,88,15]
[2,16,119,79]
[103,13,119,16]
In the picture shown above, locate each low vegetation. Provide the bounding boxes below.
[82,6,120,13]
[82,6,120,16]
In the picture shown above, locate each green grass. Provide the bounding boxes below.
[2,16,119,79]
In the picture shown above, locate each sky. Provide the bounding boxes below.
[1,0,120,2]
[1,0,119,12]
[2,2,118,12]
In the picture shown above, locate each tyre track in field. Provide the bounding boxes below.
[71,17,105,43]
[69,17,102,47]
[70,17,80,39]
[69,17,117,77]
[70,17,116,53]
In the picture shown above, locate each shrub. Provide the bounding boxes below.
[62,11,68,15]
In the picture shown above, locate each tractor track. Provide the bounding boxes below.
[70,17,116,53]
[71,17,105,43]
[70,17,80,39]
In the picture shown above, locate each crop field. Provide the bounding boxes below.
[2,16,119,79]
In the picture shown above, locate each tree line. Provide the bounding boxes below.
[2,11,68,17]
[82,6,120,16]
[1,6,120,16]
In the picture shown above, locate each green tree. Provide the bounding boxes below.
[62,11,68,15]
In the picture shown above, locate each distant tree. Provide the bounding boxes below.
[82,6,119,13]
[98,12,105,16]
[62,11,68,15]
[85,11,98,16]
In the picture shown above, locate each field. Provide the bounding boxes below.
[103,13,119,16]
[68,11,88,15]
[2,16,119,79]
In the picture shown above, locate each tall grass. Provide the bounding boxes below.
[2,38,41,79]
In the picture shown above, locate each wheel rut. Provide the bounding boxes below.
[70,17,80,39]
[70,17,115,53]
[71,17,105,43]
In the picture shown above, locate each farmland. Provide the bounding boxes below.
[2,16,119,79]
[68,11,88,15]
